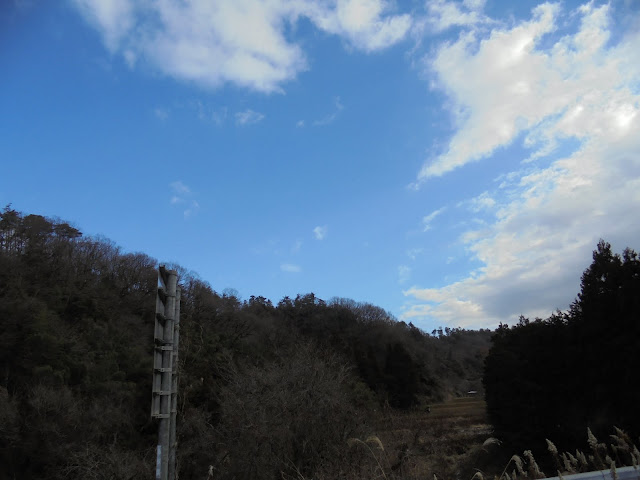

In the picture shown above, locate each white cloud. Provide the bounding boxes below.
[423,0,490,33]
[404,3,640,328]
[183,201,200,219]
[308,0,412,52]
[123,49,136,68]
[170,181,200,218]
[466,191,496,212]
[422,207,445,231]
[235,109,265,126]
[398,265,411,284]
[313,225,328,240]
[291,240,303,254]
[183,100,228,125]
[313,96,345,126]
[418,2,564,180]
[170,181,191,195]
[72,0,411,93]
[73,0,135,51]
[281,263,302,273]
[212,108,228,126]
[154,107,169,120]
[296,120,305,128]
[169,180,191,195]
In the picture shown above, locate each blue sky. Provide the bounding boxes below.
[1,0,639,332]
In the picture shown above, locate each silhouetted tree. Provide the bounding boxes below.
[484,240,640,454]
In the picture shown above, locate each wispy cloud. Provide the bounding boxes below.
[422,207,445,231]
[154,107,169,120]
[422,0,491,33]
[72,0,135,52]
[313,225,328,240]
[211,107,228,126]
[72,0,412,93]
[235,109,265,126]
[291,239,303,254]
[309,0,412,52]
[183,201,200,219]
[281,263,301,273]
[406,248,423,260]
[170,181,191,195]
[398,265,411,284]
[158,100,229,125]
[464,191,496,213]
[170,181,199,219]
[313,96,344,126]
[404,2,640,327]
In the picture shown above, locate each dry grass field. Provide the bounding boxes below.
[428,397,488,419]
[349,400,640,480]
[350,397,497,480]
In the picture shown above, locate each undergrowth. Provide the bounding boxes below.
[316,426,640,480]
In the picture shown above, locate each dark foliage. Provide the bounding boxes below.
[0,206,157,480]
[484,240,640,454]
[0,206,490,479]
[277,294,492,408]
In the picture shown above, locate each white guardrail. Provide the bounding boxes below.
[543,466,640,480]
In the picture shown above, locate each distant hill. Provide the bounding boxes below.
[0,205,491,479]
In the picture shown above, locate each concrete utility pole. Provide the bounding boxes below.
[168,285,181,480]
[152,266,181,480]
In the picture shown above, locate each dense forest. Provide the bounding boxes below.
[2,206,638,479]
[484,240,640,459]
[0,206,491,479]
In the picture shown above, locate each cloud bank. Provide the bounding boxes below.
[72,0,412,93]
[405,2,640,328]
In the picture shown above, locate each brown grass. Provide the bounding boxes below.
[493,427,640,480]
[351,397,493,480]
[341,401,640,480]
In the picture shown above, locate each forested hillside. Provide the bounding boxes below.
[0,206,490,480]
[483,240,640,458]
